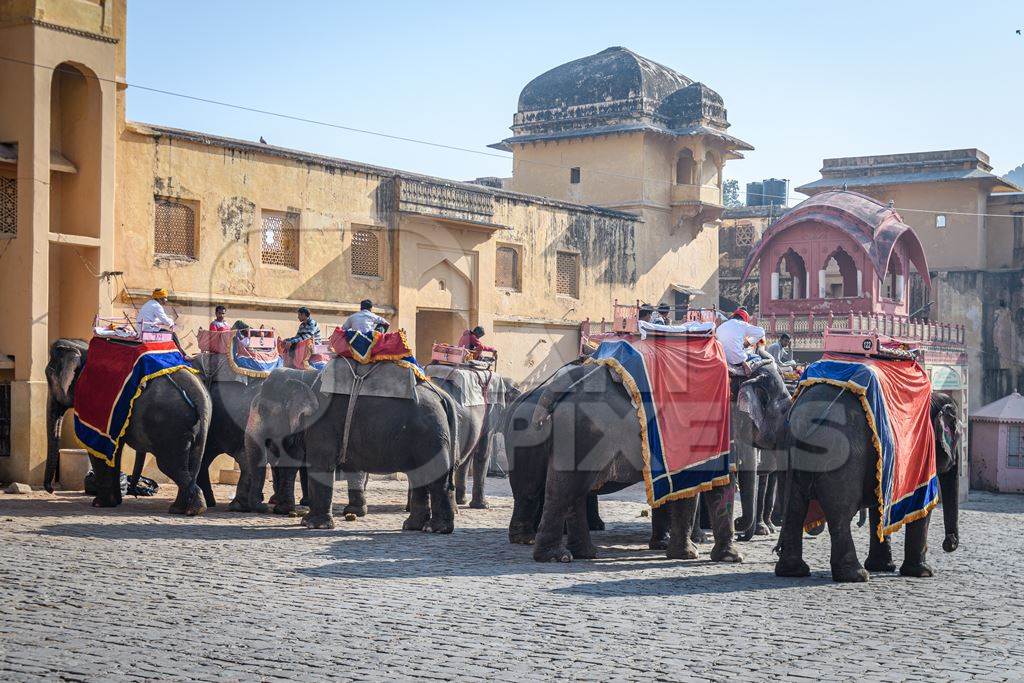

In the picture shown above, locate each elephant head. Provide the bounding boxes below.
[43,339,89,492]
[246,369,320,464]
[931,393,962,553]
[736,360,792,450]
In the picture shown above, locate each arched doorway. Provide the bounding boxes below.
[775,249,807,300]
[823,247,858,298]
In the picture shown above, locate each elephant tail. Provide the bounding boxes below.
[438,389,459,492]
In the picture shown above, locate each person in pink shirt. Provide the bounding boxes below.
[458,326,496,354]
[209,305,230,331]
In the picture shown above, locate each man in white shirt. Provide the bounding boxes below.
[343,299,390,335]
[715,308,766,367]
[137,288,176,332]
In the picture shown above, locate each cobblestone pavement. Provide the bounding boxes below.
[0,478,1022,682]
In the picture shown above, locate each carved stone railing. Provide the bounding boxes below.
[397,177,495,224]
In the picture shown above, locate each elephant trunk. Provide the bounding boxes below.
[736,465,757,539]
[938,464,960,552]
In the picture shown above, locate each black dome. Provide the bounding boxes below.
[517,46,692,113]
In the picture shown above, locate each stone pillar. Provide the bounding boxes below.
[818,270,827,299]
[770,272,779,300]
[856,270,863,297]
[896,274,905,302]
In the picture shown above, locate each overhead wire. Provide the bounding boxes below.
[0,54,1019,219]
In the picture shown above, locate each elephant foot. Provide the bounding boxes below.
[342,503,368,518]
[185,490,207,517]
[268,493,279,505]
[402,514,429,531]
[301,513,335,530]
[289,505,309,518]
[227,498,248,512]
[691,528,709,544]
[943,534,959,553]
[666,540,699,560]
[422,517,455,534]
[249,502,270,514]
[864,552,896,573]
[468,498,489,510]
[508,529,536,545]
[710,543,743,563]
[831,563,869,583]
[567,542,598,559]
[899,561,934,578]
[648,535,668,551]
[774,557,811,577]
[455,489,468,506]
[736,528,755,542]
[273,501,297,515]
[533,545,573,563]
[588,517,606,532]
[755,522,771,536]
[807,525,825,537]
[92,495,121,509]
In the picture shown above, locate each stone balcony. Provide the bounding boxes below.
[670,183,724,227]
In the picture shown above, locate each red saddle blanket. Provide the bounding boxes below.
[329,328,416,364]
[73,337,195,466]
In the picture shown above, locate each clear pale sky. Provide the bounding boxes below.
[127,1,1023,203]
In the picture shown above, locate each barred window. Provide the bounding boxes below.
[1009,426,1024,469]
[495,245,520,290]
[261,211,299,269]
[1,177,17,238]
[734,223,756,247]
[556,251,579,298]
[154,198,196,258]
[351,229,380,277]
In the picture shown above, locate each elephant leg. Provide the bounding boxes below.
[89,452,122,508]
[469,439,490,510]
[423,475,455,534]
[300,446,335,530]
[899,511,934,578]
[761,472,778,533]
[690,494,708,544]
[196,450,217,509]
[774,477,811,577]
[453,457,470,506]
[753,473,771,535]
[403,485,431,531]
[342,471,368,518]
[770,477,785,527]
[706,481,742,562]
[666,497,699,560]
[566,495,597,559]
[821,497,866,583]
[298,466,309,507]
[268,465,281,506]
[273,467,299,515]
[586,493,605,531]
[532,472,581,563]
[649,505,669,550]
[864,506,896,572]
[857,507,868,528]
[736,462,758,542]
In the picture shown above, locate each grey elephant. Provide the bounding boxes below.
[776,389,962,582]
[44,339,212,515]
[244,365,459,532]
[426,364,519,509]
[510,359,791,563]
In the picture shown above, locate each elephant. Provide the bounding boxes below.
[509,358,792,563]
[775,389,962,582]
[44,338,212,515]
[243,366,460,532]
[426,366,520,510]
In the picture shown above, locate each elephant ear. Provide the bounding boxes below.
[286,379,318,434]
[939,405,959,454]
[737,379,765,433]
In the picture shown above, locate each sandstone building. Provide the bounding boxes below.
[0,2,748,484]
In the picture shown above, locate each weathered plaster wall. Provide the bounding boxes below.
[969,422,1000,491]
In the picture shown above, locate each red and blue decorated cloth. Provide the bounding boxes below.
[329,328,420,368]
[229,336,283,377]
[587,335,731,508]
[73,337,195,466]
[796,355,938,540]
[277,337,329,371]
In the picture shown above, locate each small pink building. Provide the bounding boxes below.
[970,392,1024,494]
[742,190,931,317]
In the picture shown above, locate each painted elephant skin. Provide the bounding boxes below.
[776,389,962,582]
[428,369,520,510]
[244,368,459,532]
[44,338,212,515]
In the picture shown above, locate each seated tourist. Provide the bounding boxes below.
[232,320,251,347]
[715,308,767,372]
[766,333,796,369]
[458,326,496,355]
[653,303,672,325]
[284,307,322,350]
[343,299,390,335]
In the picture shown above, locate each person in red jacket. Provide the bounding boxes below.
[458,326,496,355]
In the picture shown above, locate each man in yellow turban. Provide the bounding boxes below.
[137,288,176,333]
